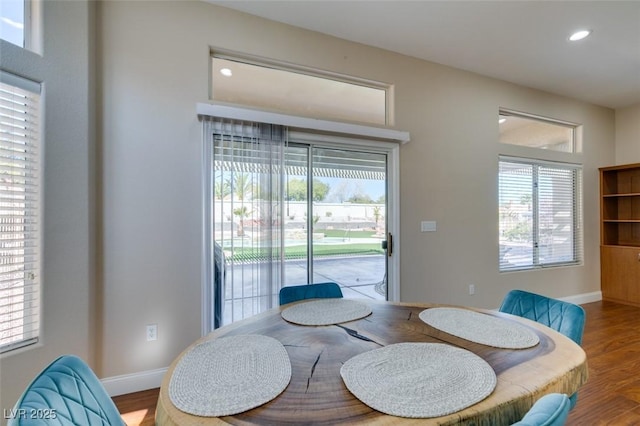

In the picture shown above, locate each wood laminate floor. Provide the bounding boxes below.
[112,300,639,425]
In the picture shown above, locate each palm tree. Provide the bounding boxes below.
[373,206,384,236]
[373,206,382,224]
[233,205,251,236]
[214,179,231,200]
[228,173,253,201]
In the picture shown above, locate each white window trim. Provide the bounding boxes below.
[211,50,394,126]
[198,103,408,336]
[196,103,410,144]
[498,156,583,272]
[0,70,42,354]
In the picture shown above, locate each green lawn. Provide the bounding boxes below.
[228,243,384,262]
[321,229,376,238]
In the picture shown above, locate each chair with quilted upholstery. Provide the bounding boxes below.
[499,289,586,409]
[511,393,571,426]
[8,355,124,426]
[279,282,343,305]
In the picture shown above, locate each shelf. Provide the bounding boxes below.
[602,195,640,222]
[603,220,640,223]
[601,164,640,307]
[602,243,640,248]
[603,193,640,198]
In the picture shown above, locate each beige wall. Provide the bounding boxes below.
[0,0,96,414]
[97,0,613,379]
[1,0,619,406]
[615,103,640,164]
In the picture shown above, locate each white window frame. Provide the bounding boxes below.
[499,156,583,272]
[0,70,42,354]
[499,108,578,153]
[0,0,42,53]
[211,51,393,126]
[199,103,407,336]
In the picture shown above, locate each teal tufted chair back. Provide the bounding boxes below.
[279,282,343,305]
[499,289,585,345]
[511,393,571,426]
[499,290,586,409]
[8,355,124,426]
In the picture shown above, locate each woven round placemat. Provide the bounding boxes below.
[419,307,540,349]
[340,342,497,418]
[169,334,291,417]
[281,298,372,326]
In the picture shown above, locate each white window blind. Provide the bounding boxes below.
[499,157,582,271]
[0,72,41,353]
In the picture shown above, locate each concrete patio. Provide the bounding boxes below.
[221,255,386,325]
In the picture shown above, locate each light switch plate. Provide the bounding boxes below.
[421,221,436,232]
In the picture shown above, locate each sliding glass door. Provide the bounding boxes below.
[283,146,388,299]
[205,119,390,327]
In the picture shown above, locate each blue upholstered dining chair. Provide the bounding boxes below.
[499,290,585,345]
[9,355,124,426]
[511,393,571,426]
[279,282,343,305]
[499,289,586,409]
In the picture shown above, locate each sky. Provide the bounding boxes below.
[0,0,24,47]
[319,177,385,202]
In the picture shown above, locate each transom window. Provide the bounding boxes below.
[211,54,389,126]
[499,111,577,153]
[0,0,39,51]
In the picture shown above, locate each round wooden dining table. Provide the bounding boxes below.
[156,300,588,425]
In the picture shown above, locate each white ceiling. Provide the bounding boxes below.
[209,1,640,110]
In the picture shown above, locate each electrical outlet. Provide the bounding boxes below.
[469,284,475,295]
[146,324,157,341]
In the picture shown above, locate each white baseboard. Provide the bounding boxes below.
[559,291,602,305]
[101,367,168,397]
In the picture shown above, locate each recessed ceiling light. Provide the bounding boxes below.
[220,68,233,77]
[569,30,592,42]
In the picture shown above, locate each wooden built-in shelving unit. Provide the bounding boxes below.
[600,164,640,306]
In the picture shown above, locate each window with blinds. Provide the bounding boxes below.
[0,72,41,353]
[499,157,582,271]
